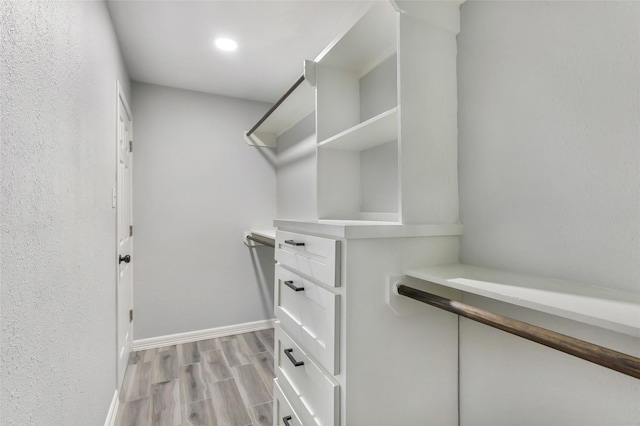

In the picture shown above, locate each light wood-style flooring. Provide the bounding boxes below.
[114,328,275,426]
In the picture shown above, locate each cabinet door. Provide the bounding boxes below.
[275,264,340,374]
[275,326,339,426]
[274,379,304,426]
[275,230,340,287]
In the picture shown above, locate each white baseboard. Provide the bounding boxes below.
[104,389,119,426]
[132,318,277,351]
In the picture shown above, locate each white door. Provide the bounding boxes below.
[116,81,134,391]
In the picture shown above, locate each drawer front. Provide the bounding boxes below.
[275,265,340,375]
[275,325,339,426]
[274,379,304,426]
[275,230,340,287]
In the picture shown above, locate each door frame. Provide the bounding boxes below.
[116,80,134,391]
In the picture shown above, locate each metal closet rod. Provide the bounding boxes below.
[246,75,306,137]
[246,234,275,248]
[396,284,640,380]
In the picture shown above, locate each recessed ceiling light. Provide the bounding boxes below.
[214,37,238,52]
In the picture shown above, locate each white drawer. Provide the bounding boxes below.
[275,325,339,426]
[275,265,340,375]
[274,379,304,426]
[275,230,340,287]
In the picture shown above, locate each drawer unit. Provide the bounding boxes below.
[275,264,340,375]
[274,378,304,426]
[275,325,339,426]
[275,230,340,287]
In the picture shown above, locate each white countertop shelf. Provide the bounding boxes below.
[244,229,276,247]
[250,229,276,240]
[405,263,640,338]
[274,219,463,239]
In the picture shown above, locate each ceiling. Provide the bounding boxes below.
[106,0,373,104]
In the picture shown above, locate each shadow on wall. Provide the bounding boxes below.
[248,245,276,316]
[249,143,277,169]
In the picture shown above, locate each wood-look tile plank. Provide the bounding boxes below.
[249,402,273,426]
[239,332,267,355]
[183,399,217,426]
[249,352,274,395]
[220,337,252,368]
[256,329,274,355]
[197,338,219,352]
[259,328,274,339]
[129,348,155,365]
[203,349,233,382]
[151,346,178,384]
[180,362,209,404]
[178,342,201,365]
[208,379,252,426]
[128,351,141,366]
[121,361,152,402]
[150,379,182,426]
[116,330,276,425]
[114,398,150,426]
[233,364,272,407]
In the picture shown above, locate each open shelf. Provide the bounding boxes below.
[318,107,397,151]
[405,263,640,338]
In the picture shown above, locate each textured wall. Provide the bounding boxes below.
[458,0,640,293]
[131,82,275,339]
[1,1,130,425]
[457,2,640,424]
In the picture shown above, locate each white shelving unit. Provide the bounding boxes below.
[245,1,460,225]
[313,1,460,224]
[267,2,466,425]
[315,2,399,222]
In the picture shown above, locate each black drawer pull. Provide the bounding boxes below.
[284,280,304,292]
[284,348,304,367]
[283,415,293,426]
[284,239,305,247]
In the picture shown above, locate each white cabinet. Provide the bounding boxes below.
[275,326,340,426]
[275,264,340,374]
[273,379,304,426]
[275,230,340,288]
[263,1,465,425]
[273,223,462,426]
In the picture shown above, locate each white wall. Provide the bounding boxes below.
[458,0,640,293]
[276,113,317,221]
[131,82,276,339]
[1,1,130,424]
[457,1,640,424]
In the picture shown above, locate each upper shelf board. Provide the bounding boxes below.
[405,263,640,338]
[318,107,398,151]
[244,77,315,147]
[274,219,462,239]
[317,1,397,77]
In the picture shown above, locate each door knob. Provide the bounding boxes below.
[119,254,131,264]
